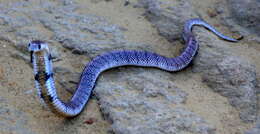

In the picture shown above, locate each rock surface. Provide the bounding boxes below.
[202,56,257,122]
[135,0,197,41]
[96,69,215,134]
[138,0,258,123]
[228,0,260,36]
[0,0,259,134]
[245,118,260,134]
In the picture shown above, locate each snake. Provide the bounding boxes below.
[28,18,241,117]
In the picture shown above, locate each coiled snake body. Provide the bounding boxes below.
[28,18,240,117]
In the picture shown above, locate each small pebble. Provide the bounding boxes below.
[207,9,218,18]
[84,117,97,125]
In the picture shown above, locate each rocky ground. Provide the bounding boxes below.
[0,0,259,134]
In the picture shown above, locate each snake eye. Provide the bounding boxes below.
[38,44,41,49]
[28,43,31,47]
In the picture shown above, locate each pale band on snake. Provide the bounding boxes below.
[28,18,241,117]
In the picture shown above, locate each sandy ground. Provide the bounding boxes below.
[0,0,259,134]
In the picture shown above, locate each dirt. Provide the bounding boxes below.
[0,0,259,134]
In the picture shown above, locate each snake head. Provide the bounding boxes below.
[28,40,49,52]
[28,40,49,63]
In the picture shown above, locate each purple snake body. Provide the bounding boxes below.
[28,18,240,117]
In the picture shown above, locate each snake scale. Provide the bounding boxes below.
[28,18,240,117]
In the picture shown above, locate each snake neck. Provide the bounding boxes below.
[33,51,52,100]
[32,51,77,117]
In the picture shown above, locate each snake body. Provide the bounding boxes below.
[28,18,240,117]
